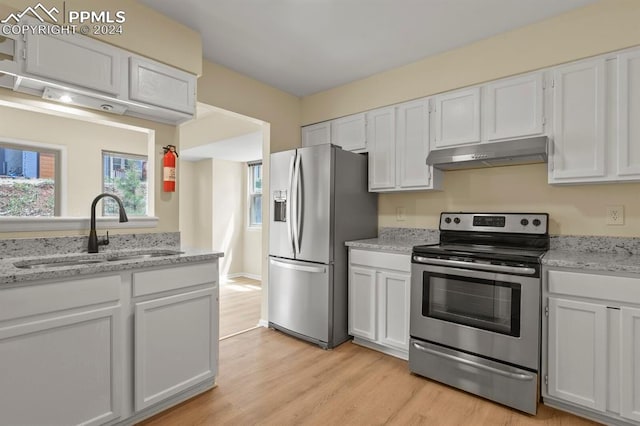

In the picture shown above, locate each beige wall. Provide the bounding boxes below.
[211,159,244,277]
[301,0,640,237]
[0,0,202,75]
[242,163,262,277]
[180,107,263,151]
[180,159,261,278]
[179,159,213,250]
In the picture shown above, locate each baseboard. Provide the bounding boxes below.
[257,319,269,328]
[222,272,262,282]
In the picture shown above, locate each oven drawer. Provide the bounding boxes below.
[409,339,538,414]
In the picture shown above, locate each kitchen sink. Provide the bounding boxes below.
[14,258,106,269]
[106,250,184,262]
[13,250,184,269]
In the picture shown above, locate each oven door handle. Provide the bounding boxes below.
[411,342,535,381]
[413,256,536,275]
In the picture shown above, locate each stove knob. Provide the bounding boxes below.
[444,217,452,224]
[532,219,541,227]
[453,217,460,224]
[521,219,529,226]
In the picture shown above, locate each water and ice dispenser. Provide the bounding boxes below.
[273,190,287,222]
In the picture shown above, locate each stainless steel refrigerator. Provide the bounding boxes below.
[269,144,377,349]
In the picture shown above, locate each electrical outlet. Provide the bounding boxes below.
[606,205,624,225]
[396,207,406,222]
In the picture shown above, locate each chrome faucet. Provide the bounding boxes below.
[88,193,129,253]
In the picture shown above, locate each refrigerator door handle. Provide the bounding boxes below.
[269,258,326,274]
[287,154,296,254]
[292,153,302,255]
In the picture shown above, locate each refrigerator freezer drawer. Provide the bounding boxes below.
[269,257,331,345]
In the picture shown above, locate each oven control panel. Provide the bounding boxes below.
[440,212,548,234]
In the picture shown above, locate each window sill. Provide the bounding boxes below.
[247,225,262,231]
[0,216,159,232]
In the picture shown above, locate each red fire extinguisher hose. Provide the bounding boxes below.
[162,145,178,192]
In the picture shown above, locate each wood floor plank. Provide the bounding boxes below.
[219,277,261,338]
[140,328,599,426]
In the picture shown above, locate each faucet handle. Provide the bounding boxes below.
[100,231,110,247]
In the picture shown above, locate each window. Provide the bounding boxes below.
[102,151,148,216]
[248,161,262,227]
[0,141,60,217]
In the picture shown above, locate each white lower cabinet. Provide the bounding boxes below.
[621,307,640,422]
[135,287,218,410]
[0,305,122,426]
[543,268,640,425]
[348,249,410,359]
[0,259,219,426]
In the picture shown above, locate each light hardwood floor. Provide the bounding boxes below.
[219,277,262,339]
[141,328,598,426]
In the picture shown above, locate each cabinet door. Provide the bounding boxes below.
[378,271,410,351]
[25,29,121,95]
[0,306,122,426]
[129,57,196,114]
[485,73,544,141]
[621,307,640,422]
[302,122,331,147]
[397,99,432,189]
[433,87,481,148]
[348,266,377,340]
[617,49,640,177]
[547,297,607,411]
[135,287,218,410]
[367,106,396,191]
[551,58,606,181]
[331,113,366,152]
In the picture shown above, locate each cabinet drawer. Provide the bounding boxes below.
[0,275,120,322]
[133,262,218,297]
[350,249,410,272]
[548,270,640,304]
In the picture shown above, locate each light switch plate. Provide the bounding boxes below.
[606,205,624,225]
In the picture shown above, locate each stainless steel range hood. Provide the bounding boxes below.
[426,136,548,171]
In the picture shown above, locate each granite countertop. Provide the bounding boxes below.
[346,237,438,254]
[0,248,223,286]
[345,228,440,254]
[542,249,640,274]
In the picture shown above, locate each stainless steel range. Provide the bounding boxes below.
[409,212,549,415]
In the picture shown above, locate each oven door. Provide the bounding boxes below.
[410,261,540,370]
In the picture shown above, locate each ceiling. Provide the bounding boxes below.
[140,0,597,97]
[181,131,263,162]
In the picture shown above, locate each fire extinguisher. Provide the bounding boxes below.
[162,145,179,192]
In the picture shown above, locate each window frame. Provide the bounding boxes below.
[101,150,149,217]
[247,161,262,229]
[0,137,65,218]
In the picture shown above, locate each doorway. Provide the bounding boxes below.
[178,103,266,339]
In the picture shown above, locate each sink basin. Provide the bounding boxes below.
[13,250,184,269]
[14,258,106,269]
[106,250,184,262]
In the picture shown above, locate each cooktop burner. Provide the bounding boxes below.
[413,243,547,263]
[413,212,550,264]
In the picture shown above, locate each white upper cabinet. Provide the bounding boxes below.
[396,99,440,190]
[433,87,481,148]
[617,49,640,177]
[129,57,196,114]
[302,122,331,147]
[331,113,367,152]
[485,72,545,141]
[367,106,396,191]
[24,30,121,95]
[550,58,607,182]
